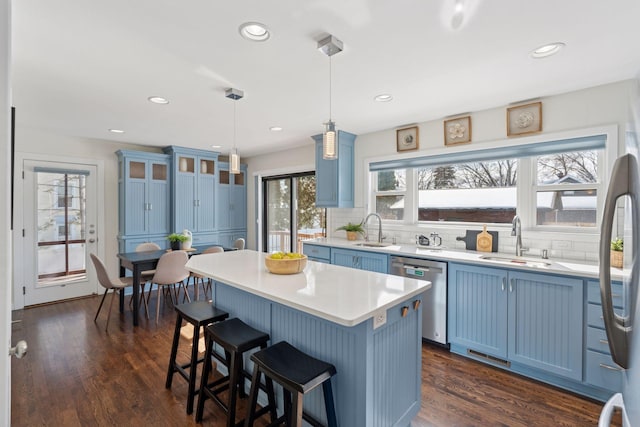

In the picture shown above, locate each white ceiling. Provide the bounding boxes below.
[11,0,640,158]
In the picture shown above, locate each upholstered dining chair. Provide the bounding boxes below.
[188,246,223,300]
[149,250,190,324]
[128,242,161,319]
[90,253,133,331]
[233,238,245,250]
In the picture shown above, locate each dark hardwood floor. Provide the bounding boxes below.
[11,292,616,426]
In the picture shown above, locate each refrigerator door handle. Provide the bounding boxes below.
[599,153,637,369]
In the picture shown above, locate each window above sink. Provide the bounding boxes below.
[367,126,615,233]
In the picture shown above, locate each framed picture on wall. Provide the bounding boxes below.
[396,126,419,152]
[507,102,542,137]
[444,116,471,146]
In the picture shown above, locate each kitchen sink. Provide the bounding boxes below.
[480,255,552,269]
[355,242,393,248]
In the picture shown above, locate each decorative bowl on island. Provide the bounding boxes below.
[264,252,308,275]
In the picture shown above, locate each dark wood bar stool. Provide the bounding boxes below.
[196,318,275,427]
[165,301,229,414]
[245,341,338,427]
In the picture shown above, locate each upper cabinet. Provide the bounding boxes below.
[116,150,171,245]
[217,162,247,231]
[163,146,218,233]
[312,130,356,208]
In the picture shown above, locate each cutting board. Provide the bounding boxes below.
[456,229,499,252]
[476,225,493,252]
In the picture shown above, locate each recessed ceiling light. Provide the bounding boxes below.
[374,94,393,102]
[530,42,565,59]
[270,126,283,132]
[211,145,222,149]
[148,96,169,104]
[109,129,125,133]
[239,22,270,42]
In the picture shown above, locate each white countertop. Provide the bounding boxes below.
[305,237,627,282]
[185,250,431,327]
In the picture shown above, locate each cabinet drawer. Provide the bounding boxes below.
[586,326,611,354]
[587,303,605,328]
[585,350,623,392]
[587,303,625,329]
[303,244,331,261]
[587,280,624,307]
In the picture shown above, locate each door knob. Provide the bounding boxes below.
[9,340,28,359]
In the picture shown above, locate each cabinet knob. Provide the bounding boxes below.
[413,300,421,310]
[401,306,409,317]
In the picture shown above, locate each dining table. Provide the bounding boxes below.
[117,245,234,326]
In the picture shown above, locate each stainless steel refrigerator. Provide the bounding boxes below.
[598,81,640,426]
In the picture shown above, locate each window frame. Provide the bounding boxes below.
[365,125,618,233]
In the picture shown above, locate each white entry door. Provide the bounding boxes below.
[20,159,99,305]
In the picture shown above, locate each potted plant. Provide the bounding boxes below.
[167,233,189,250]
[336,222,365,241]
[611,237,623,268]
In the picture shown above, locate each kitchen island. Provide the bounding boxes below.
[186,250,430,427]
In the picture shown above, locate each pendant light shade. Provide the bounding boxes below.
[318,35,343,161]
[225,88,244,174]
[323,121,337,160]
[230,149,240,174]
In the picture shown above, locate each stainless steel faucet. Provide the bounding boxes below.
[364,213,383,243]
[511,215,528,257]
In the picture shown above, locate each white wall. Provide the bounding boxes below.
[1,0,11,422]
[247,79,637,261]
[14,127,161,275]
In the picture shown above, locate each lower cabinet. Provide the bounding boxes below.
[302,244,331,264]
[331,248,388,273]
[584,280,624,392]
[216,230,247,249]
[448,263,583,381]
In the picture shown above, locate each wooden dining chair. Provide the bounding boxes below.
[149,251,190,324]
[90,253,133,331]
[188,246,224,300]
[233,238,245,250]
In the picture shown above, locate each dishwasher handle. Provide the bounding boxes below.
[401,264,443,274]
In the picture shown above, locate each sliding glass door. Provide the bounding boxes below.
[263,173,325,253]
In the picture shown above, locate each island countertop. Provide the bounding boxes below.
[185,249,430,327]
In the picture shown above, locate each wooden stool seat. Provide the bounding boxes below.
[196,318,275,427]
[245,341,338,427]
[165,301,229,415]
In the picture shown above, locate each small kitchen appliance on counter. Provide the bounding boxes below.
[416,233,443,248]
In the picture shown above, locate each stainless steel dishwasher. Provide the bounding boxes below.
[389,256,447,345]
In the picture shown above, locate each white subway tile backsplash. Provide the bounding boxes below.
[551,240,572,250]
[327,207,601,263]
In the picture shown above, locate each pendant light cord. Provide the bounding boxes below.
[233,99,237,152]
[329,55,332,122]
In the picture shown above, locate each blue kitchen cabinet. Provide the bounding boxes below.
[302,243,331,263]
[164,146,218,234]
[449,264,583,381]
[311,131,356,208]
[331,248,388,273]
[116,150,171,250]
[507,271,583,381]
[216,230,247,249]
[217,162,247,232]
[448,263,509,359]
[584,280,624,393]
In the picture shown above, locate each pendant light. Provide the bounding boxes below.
[225,88,243,174]
[318,35,343,160]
